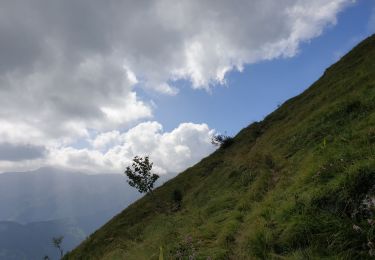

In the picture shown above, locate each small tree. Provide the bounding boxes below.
[211,134,234,148]
[52,236,64,259]
[125,156,159,195]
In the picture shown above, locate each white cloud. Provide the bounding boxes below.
[0,0,353,92]
[0,0,353,173]
[0,121,215,174]
[0,53,152,144]
[91,131,121,151]
[49,122,215,174]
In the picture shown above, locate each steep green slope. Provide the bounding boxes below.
[65,35,375,259]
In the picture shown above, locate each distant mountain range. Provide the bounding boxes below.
[0,167,143,259]
[0,217,103,260]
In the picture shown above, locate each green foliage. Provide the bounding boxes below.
[65,35,375,260]
[173,235,197,259]
[171,189,183,211]
[211,134,234,149]
[125,156,159,195]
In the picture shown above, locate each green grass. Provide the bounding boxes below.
[64,34,375,259]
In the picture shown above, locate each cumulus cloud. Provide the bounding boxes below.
[0,0,353,172]
[61,121,215,174]
[0,0,353,90]
[0,122,215,174]
[0,52,152,143]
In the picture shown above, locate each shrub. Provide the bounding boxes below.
[172,189,183,211]
[211,134,234,149]
[174,235,197,259]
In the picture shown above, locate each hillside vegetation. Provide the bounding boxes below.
[65,35,375,259]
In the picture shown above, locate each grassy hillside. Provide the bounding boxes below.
[65,35,375,259]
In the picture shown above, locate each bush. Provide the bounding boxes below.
[172,189,183,211]
[211,134,234,149]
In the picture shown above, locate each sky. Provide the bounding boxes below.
[0,0,374,174]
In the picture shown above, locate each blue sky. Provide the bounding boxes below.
[150,0,375,136]
[0,0,373,173]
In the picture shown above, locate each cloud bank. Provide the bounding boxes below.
[0,122,215,174]
[0,0,352,173]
